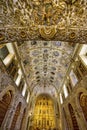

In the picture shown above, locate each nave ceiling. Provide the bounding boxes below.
[18,41,74,93]
[0,0,87,43]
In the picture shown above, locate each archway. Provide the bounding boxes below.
[20,108,26,130]
[79,93,87,122]
[32,94,57,130]
[10,102,21,130]
[68,104,79,130]
[0,90,12,127]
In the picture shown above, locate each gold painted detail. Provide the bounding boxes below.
[70,32,76,39]
[33,95,56,130]
[20,31,26,38]
[0,0,87,42]
[39,26,57,39]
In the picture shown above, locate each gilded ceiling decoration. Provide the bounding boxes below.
[0,0,87,43]
[18,41,74,91]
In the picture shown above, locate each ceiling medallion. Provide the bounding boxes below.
[69,32,76,39]
[20,31,26,38]
[39,26,57,39]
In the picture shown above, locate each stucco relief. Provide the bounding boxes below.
[0,0,87,42]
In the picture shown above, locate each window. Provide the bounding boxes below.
[26,92,29,103]
[15,74,22,86]
[69,70,78,87]
[60,93,63,104]
[79,44,87,65]
[15,69,22,86]
[63,84,68,98]
[22,83,27,96]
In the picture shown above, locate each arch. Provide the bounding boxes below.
[0,85,15,99]
[68,104,79,130]
[20,108,26,130]
[31,84,58,98]
[10,102,22,130]
[0,90,12,127]
[79,92,87,122]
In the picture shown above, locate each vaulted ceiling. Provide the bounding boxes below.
[18,41,74,93]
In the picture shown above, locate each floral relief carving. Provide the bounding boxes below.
[0,0,86,42]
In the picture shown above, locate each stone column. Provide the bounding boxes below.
[14,107,24,130]
[21,110,28,130]
[62,105,73,130]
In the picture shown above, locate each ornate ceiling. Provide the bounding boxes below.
[0,0,86,95]
[0,0,87,43]
[18,41,74,92]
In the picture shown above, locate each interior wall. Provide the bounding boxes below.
[60,77,87,130]
[0,58,28,130]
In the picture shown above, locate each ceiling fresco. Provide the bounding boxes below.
[18,41,74,92]
[0,0,87,43]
